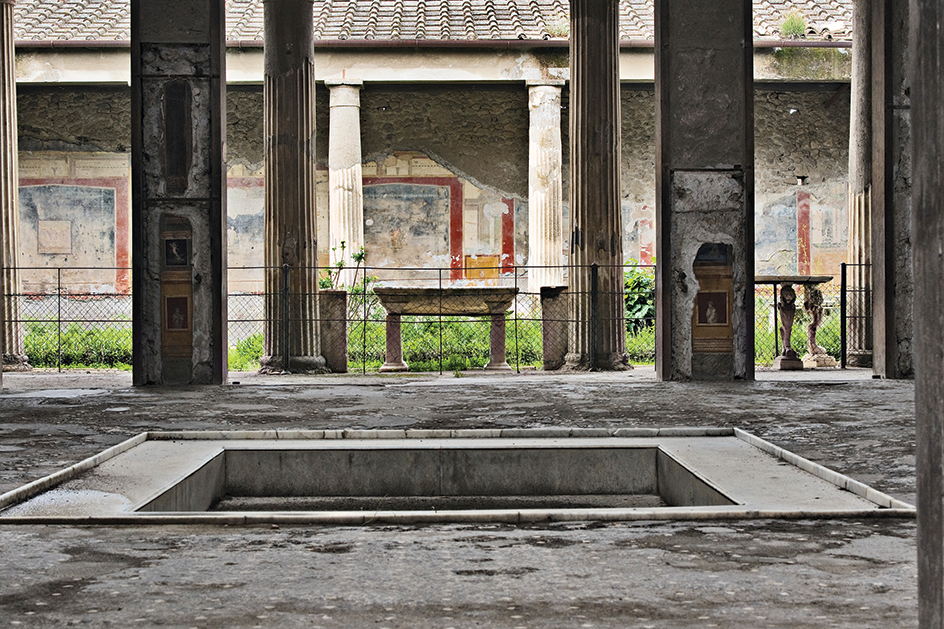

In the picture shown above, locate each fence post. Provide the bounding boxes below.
[590,263,599,368]
[362,269,368,375]
[438,268,443,375]
[840,262,847,369]
[57,267,62,372]
[281,263,290,373]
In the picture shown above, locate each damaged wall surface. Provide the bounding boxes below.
[16,83,850,288]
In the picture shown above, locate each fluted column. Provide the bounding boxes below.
[564,0,628,370]
[0,0,25,373]
[527,81,564,291]
[261,0,324,372]
[847,0,873,367]
[327,79,364,288]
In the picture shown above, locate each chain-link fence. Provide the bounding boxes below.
[7,267,132,371]
[227,263,657,373]
[3,263,868,373]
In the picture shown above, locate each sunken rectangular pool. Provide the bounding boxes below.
[0,428,915,524]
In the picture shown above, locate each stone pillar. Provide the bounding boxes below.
[527,80,565,291]
[327,79,365,288]
[0,0,25,375]
[379,313,408,372]
[261,0,324,373]
[846,0,873,368]
[913,2,944,625]
[131,0,228,385]
[655,0,754,381]
[564,0,628,371]
[871,0,912,379]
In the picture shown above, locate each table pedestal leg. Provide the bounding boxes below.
[380,313,409,372]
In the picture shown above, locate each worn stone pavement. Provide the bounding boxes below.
[0,368,918,628]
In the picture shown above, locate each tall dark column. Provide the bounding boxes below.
[871,0,912,379]
[911,3,942,627]
[655,0,754,381]
[564,0,628,371]
[261,0,324,373]
[131,0,228,385]
[847,0,874,368]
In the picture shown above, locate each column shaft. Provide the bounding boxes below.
[0,0,25,373]
[913,2,944,625]
[527,82,564,291]
[847,0,874,367]
[327,80,365,288]
[262,0,323,372]
[565,0,628,370]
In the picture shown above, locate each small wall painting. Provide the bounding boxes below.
[164,238,189,267]
[165,296,189,330]
[697,292,728,326]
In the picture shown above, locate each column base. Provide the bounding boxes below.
[3,353,32,372]
[773,354,804,370]
[259,354,327,374]
[379,361,409,373]
[562,352,633,371]
[846,350,873,368]
[484,360,513,371]
[803,353,838,369]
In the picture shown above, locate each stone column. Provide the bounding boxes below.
[527,80,564,291]
[327,79,365,288]
[564,0,628,371]
[913,2,944,625]
[871,0,912,378]
[655,0,754,381]
[0,0,25,375]
[261,0,324,373]
[846,0,873,368]
[131,0,228,385]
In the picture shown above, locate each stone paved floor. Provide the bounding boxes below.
[0,368,917,628]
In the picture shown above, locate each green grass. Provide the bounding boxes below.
[25,321,132,369]
[228,333,264,371]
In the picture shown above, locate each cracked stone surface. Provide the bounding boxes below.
[0,368,917,628]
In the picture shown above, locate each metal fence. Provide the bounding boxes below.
[227,263,657,373]
[3,263,872,373]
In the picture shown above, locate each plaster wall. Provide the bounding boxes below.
[15,84,850,290]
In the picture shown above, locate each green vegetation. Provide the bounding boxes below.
[25,321,132,369]
[228,333,264,371]
[780,11,806,39]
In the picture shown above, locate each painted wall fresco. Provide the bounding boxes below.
[363,182,450,283]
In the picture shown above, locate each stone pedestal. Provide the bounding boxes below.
[327,79,365,288]
[0,0,26,375]
[527,81,564,291]
[319,289,348,373]
[131,0,228,385]
[565,0,628,371]
[655,0,753,381]
[540,286,568,371]
[260,0,324,373]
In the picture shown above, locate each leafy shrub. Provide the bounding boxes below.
[624,262,656,333]
[228,333,264,371]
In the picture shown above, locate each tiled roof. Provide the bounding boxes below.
[12,0,853,43]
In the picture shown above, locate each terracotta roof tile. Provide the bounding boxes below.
[12,0,852,43]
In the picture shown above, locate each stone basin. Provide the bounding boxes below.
[373,286,518,316]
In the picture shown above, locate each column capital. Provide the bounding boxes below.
[325,78,364,88]
[526,79,565,87]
